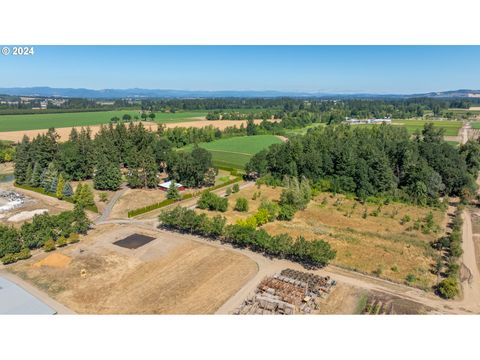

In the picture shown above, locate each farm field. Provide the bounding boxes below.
[284,122,325,136]
[0,110,206,132]
[199,184,445,289]
[392,119,463,136]
[7,223,258,314]
[181,135,283,169]
[471,122,480,129]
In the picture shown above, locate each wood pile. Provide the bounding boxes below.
[234,268,336,315]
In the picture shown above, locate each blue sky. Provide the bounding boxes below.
[0,46,479,94]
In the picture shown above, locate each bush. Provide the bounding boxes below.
[232,183,240,193]
[197,192,228,212]
[400,214,411,225]
[437,277,459,299]
[254,208,270,226]
[67,233,80,244]
[43,239,56,252]
[234,197,249,212]
[16,247,31,260]
[99,192,109,202]
[225,187,232,196]
[1,253,18,265]
[259,200,279,221]
[277,204,296,221]
[405,274,416,284]
[56,236,67,247]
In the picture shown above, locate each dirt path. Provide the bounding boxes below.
[93,217,473,314]
[458,209,480,311]
[94,187,128,224]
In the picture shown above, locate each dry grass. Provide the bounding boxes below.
[9,224,258,314]
[264,191,444,289]
[0,119,271,143]
[201,185,445,289]
[196,184,282,223]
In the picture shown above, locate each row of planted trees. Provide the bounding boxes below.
[0,203,90,265]
[158,206,336,267]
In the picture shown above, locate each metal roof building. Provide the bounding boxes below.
[0,276,56,315]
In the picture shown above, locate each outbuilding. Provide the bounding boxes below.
[159,180,185,191]
[0,276,56,315]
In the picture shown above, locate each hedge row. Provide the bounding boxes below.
[159,206,336,267]
[127,176,241,218]
[14,183,99,213]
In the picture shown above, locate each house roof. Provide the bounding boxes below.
[159,180,183,189]
[0,276,56,315]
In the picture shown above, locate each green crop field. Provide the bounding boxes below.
[392,119,463,136]
[284,123,325,136]
[181,135,283,169]
[470,122,480,129]
[0,110,206,132]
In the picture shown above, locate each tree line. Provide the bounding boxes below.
[247,123,479,205]
[0,204,90,264]
[159,206,336,267]
[13,123,216,192]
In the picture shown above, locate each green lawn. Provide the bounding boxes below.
[0,110,206,132]
[471,122,480,129]
[392,119,463,136]
[284,123,325,136]
[181,135,283,169]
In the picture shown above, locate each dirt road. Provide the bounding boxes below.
[458,209,480,311]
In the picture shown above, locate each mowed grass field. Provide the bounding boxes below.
[181,135,283,169]
[0,110,206,132]
[392,119,463,136]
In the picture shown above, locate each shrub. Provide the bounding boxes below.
[67,233,80,244]
[197,192,228,212]
[277,204,296,221]
[437,277,459,299]
[43,239,56,252]
[405,274,416,284]
[225,187,232,196]
[56,236,67,247]
[259,200,279,221]
[16,247,31,260]
[234,197,249,212]
[254,208,270,226]
[1,253,18,265]
[236,216,258,229]
[99,192,109,202]
[232,183,240,193]
[400,214,411,225]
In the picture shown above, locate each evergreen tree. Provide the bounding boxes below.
[14,135,31,184]
[56,174,65,199]
[63,181,74,197]
[93,155,122,191]
[72,203,90,234]
[41,163,57,192]
[166,180,181,201]
[30,162,42,187]
[49,175,59,194]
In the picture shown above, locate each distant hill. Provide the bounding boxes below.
[0,86,479,99]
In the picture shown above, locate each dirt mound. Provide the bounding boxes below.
[33,253,72,269]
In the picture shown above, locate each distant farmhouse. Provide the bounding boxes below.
[344,117,392,125]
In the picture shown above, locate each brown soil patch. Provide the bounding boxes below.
[9,224,258,314]
[0,119,272,143]
[110,188,167,219]
[33,253,72,269]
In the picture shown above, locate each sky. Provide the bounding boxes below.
[0,46,479,94]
